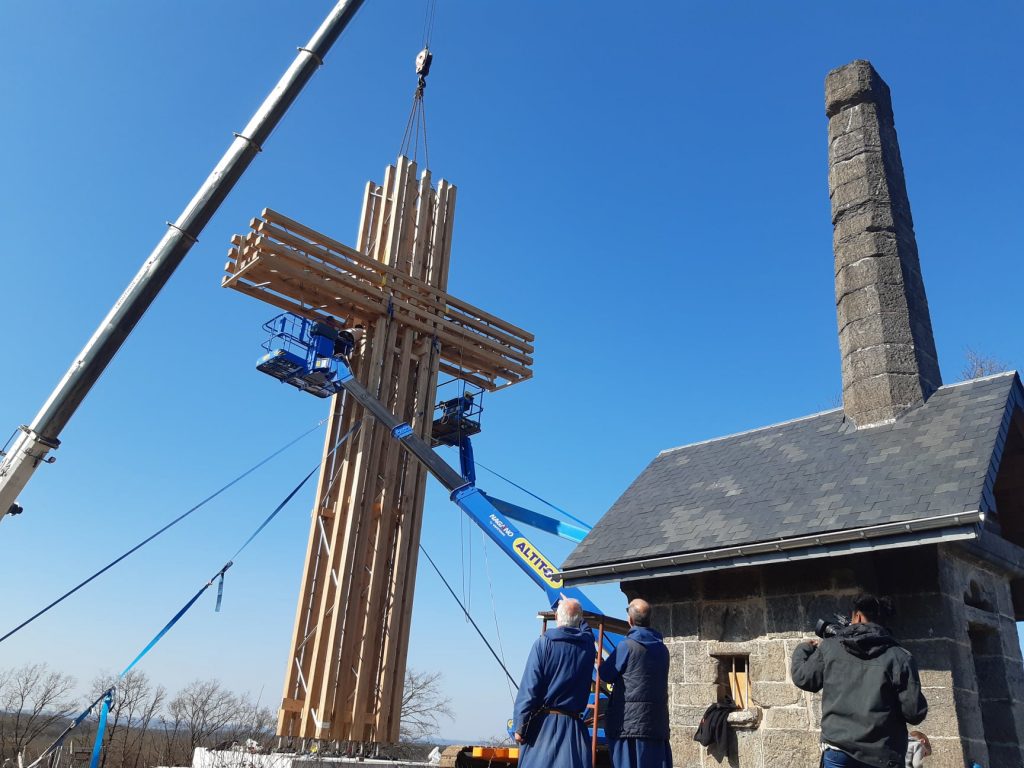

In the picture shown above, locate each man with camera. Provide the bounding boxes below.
[791,594,928,768]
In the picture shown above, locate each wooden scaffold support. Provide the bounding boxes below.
[222,156,533,744]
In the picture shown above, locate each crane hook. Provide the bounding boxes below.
[415,46,433,94]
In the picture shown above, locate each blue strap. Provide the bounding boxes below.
[89,691,113,768]
[215,571,226,612]
[120,585,208,676]
[230,420,361,562]
[27,689,108,768]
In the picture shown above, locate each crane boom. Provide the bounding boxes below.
[0,0,368,524]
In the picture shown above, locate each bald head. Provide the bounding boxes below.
[627,599,651,628]
[556,598,583,628]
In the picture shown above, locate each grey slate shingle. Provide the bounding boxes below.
[562,373,1023,573]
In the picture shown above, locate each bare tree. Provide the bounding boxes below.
[164,680,243,762]
[87,670,166,768]
[221,692,274,750]
[0,663,78,763]
[961,347,1011,381]
[399,669,453,743]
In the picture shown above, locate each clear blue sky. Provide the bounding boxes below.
[1,0,1021,743]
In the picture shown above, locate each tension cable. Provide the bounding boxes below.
[0,417,329,646]
[420,545,518,690]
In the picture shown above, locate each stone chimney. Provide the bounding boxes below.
[826,60,942,428]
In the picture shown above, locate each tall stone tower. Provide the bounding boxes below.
[827,60,942,427]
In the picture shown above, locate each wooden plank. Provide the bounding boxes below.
[356,181,378,255]
[299,321,391,738]
[318,315,397,740]
[254,220,534,355]
[238,248,534,378]
[236,274,520,389]
[409,170,433,282]
[276,390,353,738]
[349,328,417,738]
[280,697,304,714]
[239,241,534,372]
[261,207,534,342]
[254,245,535,371]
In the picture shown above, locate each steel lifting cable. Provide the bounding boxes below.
[0,417,330,646]
[481,530,516,705]
[421,0,439,48]
[475,461,592,531]
[26,420,362,768]
[0,428,18,455]
[419,544,518,690]
[399,0,437,166]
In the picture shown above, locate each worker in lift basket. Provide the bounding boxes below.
[513,597,597,768]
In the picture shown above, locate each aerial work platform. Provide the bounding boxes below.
[223,156,534,745]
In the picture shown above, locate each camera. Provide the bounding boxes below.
[814,613,851,639]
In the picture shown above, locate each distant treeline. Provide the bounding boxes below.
[0,663,455,768]
[0,664,274,768]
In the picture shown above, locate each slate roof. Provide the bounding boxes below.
[561,372,1024,582]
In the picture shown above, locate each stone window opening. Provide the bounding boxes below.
[713,654,750,709]
[967,622,1018,765]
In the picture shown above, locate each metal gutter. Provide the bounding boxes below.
[558,510,985,586]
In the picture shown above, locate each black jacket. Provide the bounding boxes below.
[599,627,670,739]
[791,623,927,768]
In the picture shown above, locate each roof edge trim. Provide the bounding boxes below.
[558,510,984,583]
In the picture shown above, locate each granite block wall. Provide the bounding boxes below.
[622,546,1023,767]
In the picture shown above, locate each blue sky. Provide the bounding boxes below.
[1,0,1021,743]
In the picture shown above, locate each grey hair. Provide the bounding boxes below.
[556,598,583,628]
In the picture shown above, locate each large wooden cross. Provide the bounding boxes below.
[223,156,533,744]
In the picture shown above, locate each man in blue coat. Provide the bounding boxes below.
[599,599,672,768]
[513,598,597,768]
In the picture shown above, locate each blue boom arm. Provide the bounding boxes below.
[333,366,600,612]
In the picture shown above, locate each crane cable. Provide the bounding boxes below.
[0,417,329,646]
[482,530,516,705]
[420,545,518,690]
[398,0,438,166]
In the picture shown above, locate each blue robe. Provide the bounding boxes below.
[599,627,673,768]
[513,625,597,768]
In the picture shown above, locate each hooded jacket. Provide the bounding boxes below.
[791,623,927,768]
[599,626,670,740]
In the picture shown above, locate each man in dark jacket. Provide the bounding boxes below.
[599,599,672,768]
[791,594,927,768]
[513,598,597,768]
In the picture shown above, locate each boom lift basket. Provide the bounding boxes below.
[256,312,348,399]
